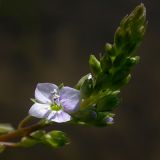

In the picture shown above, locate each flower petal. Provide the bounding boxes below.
[29,103,51,118]
[59,87,80,113]
[47,110,71,123]
[35,83,58,104]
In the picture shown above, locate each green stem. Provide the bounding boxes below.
[18,115,33,129]
[0,120,50,142]
[80,90,114,109]
[0,142,20,148]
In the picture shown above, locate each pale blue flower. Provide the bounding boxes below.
[106,117,114,124]
[29,83,80,123]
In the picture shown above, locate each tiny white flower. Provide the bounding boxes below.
[29,83,81,123]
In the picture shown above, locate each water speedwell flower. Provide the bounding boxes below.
[29,83,81,123]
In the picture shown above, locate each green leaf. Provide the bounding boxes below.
[43,131,69,148]
[0,124,14,135]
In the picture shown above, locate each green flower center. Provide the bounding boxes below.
[50,104,62,111]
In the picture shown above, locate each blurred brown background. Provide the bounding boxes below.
[0,0,159,160]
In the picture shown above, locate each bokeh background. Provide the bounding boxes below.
[0,0,159,159]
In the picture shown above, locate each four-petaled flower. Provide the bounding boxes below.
[29,83,81,123]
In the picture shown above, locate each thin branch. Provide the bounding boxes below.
[0,121,50,142]
[0,142,20,148]
[18,115,33,129]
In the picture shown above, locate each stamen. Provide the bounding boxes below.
[51,89,60,100]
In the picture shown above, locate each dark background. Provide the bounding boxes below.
[0,0,159,160]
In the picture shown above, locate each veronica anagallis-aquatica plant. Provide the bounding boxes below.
[0,3,147,153]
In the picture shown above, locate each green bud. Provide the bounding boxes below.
[89,55,102,76]
[73,109,97,124]
[112,68,130,83]
[113,54,126,67]
[113,56,140,71]
[20,137,38,148]
[114,3,146,56]
[43,131,69,148]
[92,112,115,127]
[97,94,120,112]
[19,130,46,148]
[0,124,14,135]
[80,74,94,98]
[105,43,112,51]
[75,73,91,90]
[30,130,46,139]
[125,56,140,67]
[112,74,131,89]
[100,55,112,73]
[104,43,115,56]
[95,72,112,91]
